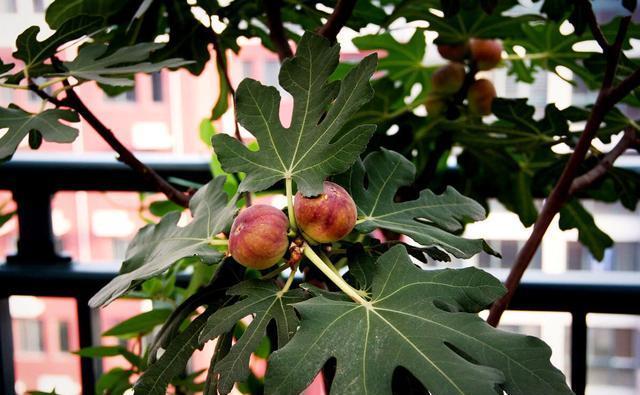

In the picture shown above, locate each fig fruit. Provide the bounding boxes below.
[467,78,497,116]
[294,181,357,243]
[229,204,289,269]
[437,42,469,62]
[431,63,465,94]
[469,39,502,70]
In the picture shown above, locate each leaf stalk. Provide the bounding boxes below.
[303,243,367,304]
[285,178,297,231]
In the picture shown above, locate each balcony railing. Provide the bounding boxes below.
[1,154,639,395]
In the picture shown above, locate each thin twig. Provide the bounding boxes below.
[601,16,631,89]
[264,0,293,61]
[317,0,357,42]
[569,127,637,195]
[581,0,609,51]
[487,13,640,327]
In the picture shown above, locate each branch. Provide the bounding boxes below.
[581,0,609,52]
[264,0,293,61]
[317,0,357,42]
[569,127,637,195]
[30,75,190,208]
[486,11,639,327]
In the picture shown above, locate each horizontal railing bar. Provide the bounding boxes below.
[0,153,213,192]
[1,263,639,314]
[1,153,638,193]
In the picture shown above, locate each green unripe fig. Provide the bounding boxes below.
[437,42,469,62]
[467,78,497,116]
[431,63,465,95]
[294,181,357,243]
[469,39,503,71]
[229,204,289,269]
[425,93,447,116]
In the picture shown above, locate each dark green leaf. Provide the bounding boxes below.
[0,106,79,160]
[13,16,104,68]
[199,281,306,394]
[213,32,377,196]
[45,0,122,29]
[28,130,43,150]
[89,177,237,307]
[74,345,142,368]
[339,149,494,259]
[134,309,214,395]
[96,367,134,395]
[266,245,571,395]
[102,308,172,337]
[54,43,192,86]
[559,199,613,261]
[0,211,15,228]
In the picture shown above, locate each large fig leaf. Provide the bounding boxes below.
[89,177,237,307]
[13,16,103,69]
[199,281,306,394]
[53,43,192,86]
[339,149,493,259]
[266,246,572,395]
[0,105,79,160]
[213,32,377,196]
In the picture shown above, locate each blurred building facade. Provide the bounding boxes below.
[0,1,639,394]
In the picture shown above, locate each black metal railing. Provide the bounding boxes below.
[1,154,639,395]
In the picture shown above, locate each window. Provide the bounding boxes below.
[16,319,45,352]
[151,72,163,102]
[242,60,253,79]
[567,242,640,272]
[264,60,280,87]
[478,240,542,269]
[33,0,45,12]
[57,321,70,352]
[588,327,637,388]
[105,89,136,103]
[0,0,17,13]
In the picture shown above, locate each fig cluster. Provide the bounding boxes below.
[427,38,500,117]
[228,181,357,269]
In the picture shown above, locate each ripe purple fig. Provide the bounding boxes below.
[469,39,503,71]
[467,78,497,116]
[425,93,447,116]
[294,181,357,243]
[431,63,465,94]
[437,42,469,62]
[229,205,289,269]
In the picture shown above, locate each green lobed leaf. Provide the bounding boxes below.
[352,30,431,98]
[13,16,104,69]
[89,177,237,307]
[96,367,134,395]
[102,308,172,337]
[199,281,306,394]
[0,105,79,161]
[135,308,214,395]
[559,199,613,261]
[338,149,494,259]
[52,43,192,86]
[74,345,142,368]
[213,32,378,196]
[266,245,572,395]
[45,0,123,29]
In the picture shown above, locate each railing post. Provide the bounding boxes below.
[0,297,16,395]
[571,310,587,395]
[77,295,102,395]
[6,182,70,265]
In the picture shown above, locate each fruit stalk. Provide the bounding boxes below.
[303,243,368,304]
[285,178,297,231]
[278,263,299,295]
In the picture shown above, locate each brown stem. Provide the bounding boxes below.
[264,0,293,61]
[581,0,609,51]
[569,127,637,195]
[60,86,190,207]
[487,14,639,327]
[317,0,357,42]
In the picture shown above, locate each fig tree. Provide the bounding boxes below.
[229,204,289,269]
[294,181,357,243]
[437,42,469,62]
[469,39,502,70]
[467,78,497,116]
[431,63,465,94]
